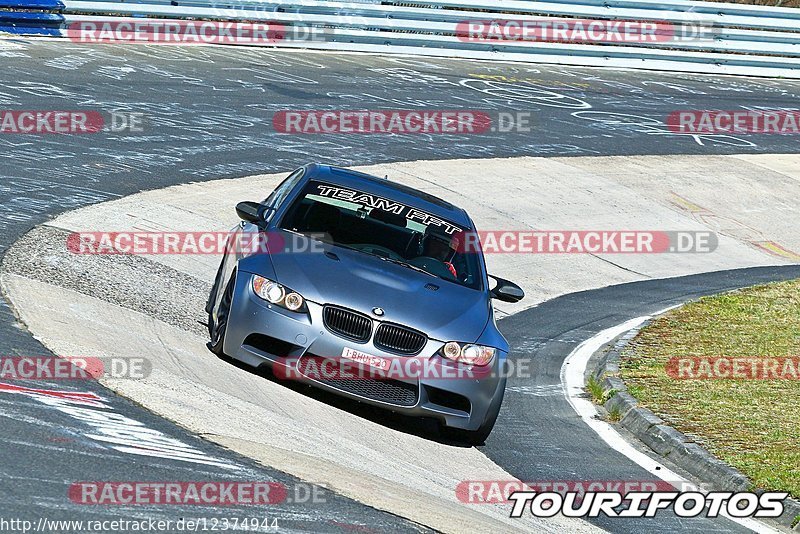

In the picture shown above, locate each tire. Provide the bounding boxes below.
[205,256,227,314]
[208,271,236,357]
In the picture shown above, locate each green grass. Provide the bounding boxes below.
[620,279,800,498]
[607,404,623,423]
[586,375,606,403]
[587,375,616,404]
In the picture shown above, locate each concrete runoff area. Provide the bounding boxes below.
[31,155,800,313]
[3,154,800,532]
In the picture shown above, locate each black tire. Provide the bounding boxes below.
[205,256,228,314]
[208,271,236,357]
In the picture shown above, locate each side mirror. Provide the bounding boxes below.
[236,201,262,224]
[488,275,525,303]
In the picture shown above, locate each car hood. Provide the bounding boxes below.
[252,233,491,342]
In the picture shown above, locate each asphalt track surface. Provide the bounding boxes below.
[1,38,800,532]
[488,264,800,533]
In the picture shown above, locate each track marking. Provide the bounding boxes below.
[561,310,781,534]
[669,192,800,262]
[753,241,800,262]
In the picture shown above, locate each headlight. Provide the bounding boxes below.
[439,342,496,367]
[284,292,304,311]
[252,275,306,312]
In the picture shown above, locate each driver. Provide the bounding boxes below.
[421,228,461,279]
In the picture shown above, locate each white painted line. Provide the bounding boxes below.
[0,381,239,470]
[560,310,781,534]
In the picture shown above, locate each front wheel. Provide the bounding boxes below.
[208,271,236,357]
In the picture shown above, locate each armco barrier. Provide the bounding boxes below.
[0,0,64,35]
[1,0,799,77]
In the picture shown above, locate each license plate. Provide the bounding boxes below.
[341,347,390,372]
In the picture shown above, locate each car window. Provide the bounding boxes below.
[280,180,482,290]
[262,168,305,219]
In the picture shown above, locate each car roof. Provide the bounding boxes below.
[302,163,472,227]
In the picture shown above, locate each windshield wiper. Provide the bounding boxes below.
[377,256,436,277]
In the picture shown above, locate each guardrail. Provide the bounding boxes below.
[2,0,799,78]
[0,0,64,35]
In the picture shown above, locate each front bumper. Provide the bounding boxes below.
[224,271,505,431]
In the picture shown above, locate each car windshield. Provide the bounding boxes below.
[280,180,482,290]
